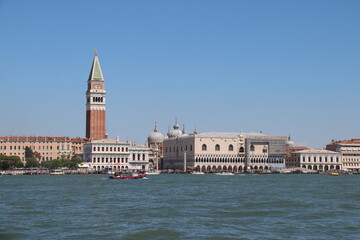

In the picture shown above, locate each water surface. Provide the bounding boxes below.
[1,174,360,239]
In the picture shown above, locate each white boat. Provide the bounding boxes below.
[191,171,205,175]
[50,169,64,175]
[146,170,161,175]
[214,172,234,176]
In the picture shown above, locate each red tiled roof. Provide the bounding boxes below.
[0,136,89,142]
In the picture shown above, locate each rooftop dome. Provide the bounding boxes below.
[147,122,164,143]
[168,120,183,138]
[287,135,295,147]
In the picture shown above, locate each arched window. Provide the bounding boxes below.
[215,144,220,151]
[228,144,234,151]
[239,147,244,152]
[250,145,255,151]
[263,147,267,153]
[202,144,207,151]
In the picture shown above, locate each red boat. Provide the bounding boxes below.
[109,173,147,179]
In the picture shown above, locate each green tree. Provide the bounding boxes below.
[25,146,34,158]
[0,155,23,170]
[33,151,42,162]
[41,159,62,169]
[66,157,83,169]
[25,157,39,168]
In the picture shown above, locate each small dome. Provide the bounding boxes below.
[168,120,183,138]
[168,129,183,138]
[287,135,295,147]
[147,123,164,143]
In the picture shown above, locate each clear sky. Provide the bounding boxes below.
[0,0,359,148]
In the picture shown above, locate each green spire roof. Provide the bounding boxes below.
[88,53,104,81]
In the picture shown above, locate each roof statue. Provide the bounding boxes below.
[193,125,198,134]
[182,125,188,136]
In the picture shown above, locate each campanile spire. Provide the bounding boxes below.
[86,50,106,140]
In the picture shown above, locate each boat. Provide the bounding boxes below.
[257,171,272,174]
[146,170,161,175]
[329,172,340,176]
[109,173,147,179]
[191,171,205,175]
[214,172,234,176]
[50,169,64,175]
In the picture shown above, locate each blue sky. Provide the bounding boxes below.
[0,0,359,148]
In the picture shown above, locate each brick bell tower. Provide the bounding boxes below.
[86,49,106,140]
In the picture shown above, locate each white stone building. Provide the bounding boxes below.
[287,149,341,171]
[326,139,360,172]
[162,121,287,172]
[83,138,150,172]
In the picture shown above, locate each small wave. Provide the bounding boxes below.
[123,229,183,240]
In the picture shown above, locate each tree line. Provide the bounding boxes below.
[0,146,83,170]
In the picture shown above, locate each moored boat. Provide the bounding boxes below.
[109,173,147,179]
[191,171,205,175]
[214,172,234,176]
[50,169,64,175]
[329,172,340,176]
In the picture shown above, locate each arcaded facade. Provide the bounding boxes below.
[83,139,150,172]
[287,149,341,171]
[162,123,287,172]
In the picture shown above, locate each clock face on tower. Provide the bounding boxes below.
[95,84,100,89]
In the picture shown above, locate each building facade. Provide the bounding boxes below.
[147,123,164,170]
[288,149,341,171]
[326,139,360,172]
[162,122,287,172]
[83,139,150,172]
[0,136,88,163]
[86,50,107,140]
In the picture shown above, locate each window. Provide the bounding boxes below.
[263,147,267,153]
[250,145,255,151]
[239,147,244,152]
[202,144,207,151]
[190,145,193,151]
[229,144,233,151]
[215,144,220,151]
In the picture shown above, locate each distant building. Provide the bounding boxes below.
[83,138,150,172]
[162,121,287,172]
[147,122,164,170]
[326,139,360,172]
[0,136,88,163]
[288,149,341,171]
[285,146,308,168]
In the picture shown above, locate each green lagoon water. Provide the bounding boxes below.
[1,174,360,239]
